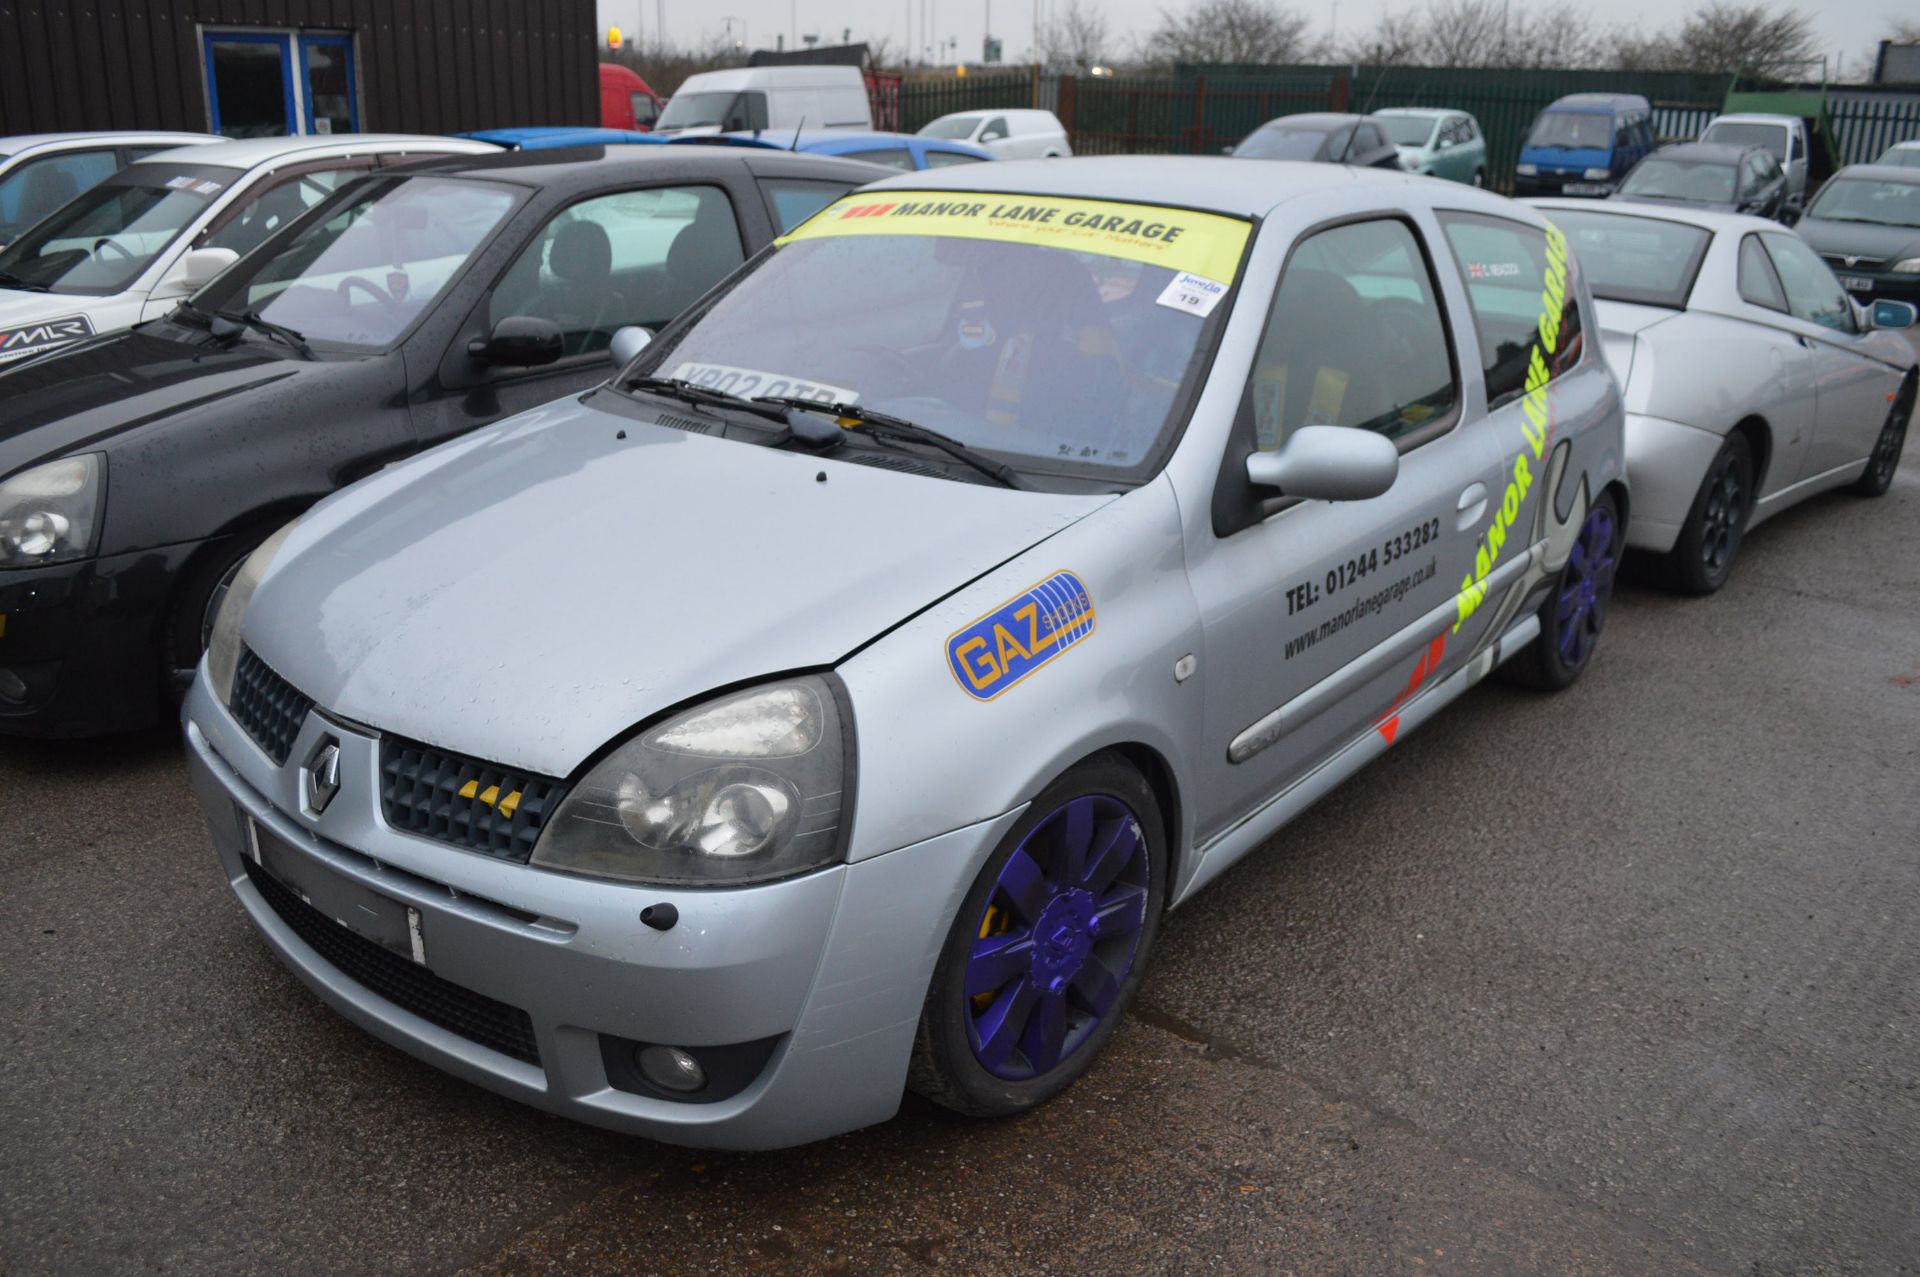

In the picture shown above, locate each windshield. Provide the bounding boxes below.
[920,116,982,140]
[1549,208,1711,309]
[1526,111,1613,151]
[658,91,741,130]
[0,165,226,294]
[197,176,518,351]
[1377,116,1437,147]
[1805,176,1920,227]
[627,191,1251,483]
[1234,127,1327,160]
[1702,121,1787,160]
[1619,157,1736,204]
[1878,147,1920,170]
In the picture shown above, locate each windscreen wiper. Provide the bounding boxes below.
[755,396,1022,489]
[212,308,312,357]
[623,374,791,423]
[0,269,49,293]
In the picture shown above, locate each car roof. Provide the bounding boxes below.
[1547,93,1649,112]
[396,143,895,190]
[1525,196,1779,235]
[867,155,1458,219]
[1887,140,1920,151]
[132,134,498,171]
[1258,113,1361,131]
[459,126,659,149]
[0,130,219,158]
[1647,142,1751,164]
[1828,162,1920,185]
[1708,113,1800,127]
[1372,107,1456,119]
[931,108,1053,121]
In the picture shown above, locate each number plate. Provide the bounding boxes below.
[248,819,426,964]
[1563,183,1608,196]
[1839,275,1872,293]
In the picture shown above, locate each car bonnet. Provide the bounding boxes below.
[244,395,1117,777]
[0,291,108,369]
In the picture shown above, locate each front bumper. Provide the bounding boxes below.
[1622,412,1724,554]
[0,542,201,737]
[183,675,1017,1150]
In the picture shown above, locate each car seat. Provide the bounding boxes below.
[1251,271,1391,444]
[542,219,624,354]
[661,196,745,323]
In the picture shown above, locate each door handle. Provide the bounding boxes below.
[1796,334,1817,349]
[1456,482,1488,530]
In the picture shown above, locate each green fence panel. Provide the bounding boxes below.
[1829,94,1920,165]
[900,71,1035,133]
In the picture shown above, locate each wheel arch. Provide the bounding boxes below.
[1727,414,1773,493]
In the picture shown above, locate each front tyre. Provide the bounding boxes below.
[1852,372,1913,497]
[909,754,1166,1117]
[1509,490,1621,691]
[1665,432,1752,595]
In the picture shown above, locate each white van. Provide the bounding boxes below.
[918,109,1073,159]
[654,66,872,137]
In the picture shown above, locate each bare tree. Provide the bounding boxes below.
[1140,0,1321,67]
[1609,1,1816,75]
[1336,0,1602,69]
[1038,0,1111,71]
[1337,6,1427,64]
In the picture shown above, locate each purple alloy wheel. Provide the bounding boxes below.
[1556,505,1617,670]
[966,794,1150,1081]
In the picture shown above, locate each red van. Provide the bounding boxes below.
[600,63,663,131]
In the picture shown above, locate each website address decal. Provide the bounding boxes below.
[1284,557,1437,661]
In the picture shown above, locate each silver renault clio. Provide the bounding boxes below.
[184,158,1627,1150]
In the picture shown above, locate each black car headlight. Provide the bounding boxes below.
[532,676,853,886]
[0,454,102,568]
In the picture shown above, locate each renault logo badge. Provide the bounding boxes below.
[304,738,342,815]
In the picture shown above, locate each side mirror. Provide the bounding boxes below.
[1245,425,1399,502]
[467,315,564,367]
[1870,299,1917,330]
[609,325,653,365]
[1779,205,1800,225]
[155,246,239,298]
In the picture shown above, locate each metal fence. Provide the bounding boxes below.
[1828,91,1920,165]
[899,70,1038,132]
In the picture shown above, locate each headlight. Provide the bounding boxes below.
[1892,258,1920,274]
[1516,163,1538,176]
[0,454,102,568]
[1584,168,1612,181]
[205,517,303,705]
[532,675,851,886]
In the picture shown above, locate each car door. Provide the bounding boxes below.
[1759,231,1897,481]
[977,116,1013,157]
[1731,233,1817,492]
[1184,214,1501,841]
[413,176,764,445]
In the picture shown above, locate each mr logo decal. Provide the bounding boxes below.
[0,315,94,362]
[947,572,1096,700]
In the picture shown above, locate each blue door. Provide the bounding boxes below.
[301,35,360,135]
[204,31,359,137]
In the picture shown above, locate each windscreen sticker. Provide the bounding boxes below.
[781,191,1251,283]
[1154,270,1230,317]
[947,571,1095,701]
[669,361,857,404]
[0,314,93,361]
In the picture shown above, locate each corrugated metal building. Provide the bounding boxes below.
[0,1,597,137]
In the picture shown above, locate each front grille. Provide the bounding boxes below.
[379,738,565,862]
[244,855,541,1065]
[232,648,314,765]
[1822,253,1884,271]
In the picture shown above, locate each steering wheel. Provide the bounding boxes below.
[92,237,133,261]
[337,274,407,320]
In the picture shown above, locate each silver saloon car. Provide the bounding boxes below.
[185,161,1626,1150]
[1531,198,1917,593]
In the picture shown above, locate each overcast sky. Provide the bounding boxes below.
[599,0,1910,76]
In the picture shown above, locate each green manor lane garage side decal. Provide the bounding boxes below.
[1374,220,1590,744]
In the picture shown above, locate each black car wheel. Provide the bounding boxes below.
[1851,373,1914,498]
[1666,433,1753,595]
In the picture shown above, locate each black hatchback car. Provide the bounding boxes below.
[1229,113,1403,169]
[0,145,888,736]
[1609,141,1791,220]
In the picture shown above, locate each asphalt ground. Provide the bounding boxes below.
[4,434,1917,1276]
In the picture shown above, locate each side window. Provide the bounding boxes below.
[1326,125,1353,159]
[980,116,1010,142]
[201,165,365,256]
[1249,218,1458,449]
[924,149,985,168]
[1762,232,1855,333]
[489,185,744,357]
[1786,130,1800,162]
[1741,156,1766,197]
[850,147,914,171]
[1737,234,1787,311]
[631,94,659,127]
[1613,119,1629,150]
[1438,211,1583,407]
[1354,124,1383,153]
[1758,151,1781,180]
[760,178,851,232]
[0,149,118,232]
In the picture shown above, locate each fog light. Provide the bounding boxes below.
[0,667,25,704]
[636,1044,706,1093]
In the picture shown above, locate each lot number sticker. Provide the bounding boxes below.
[1154,271,1228,318]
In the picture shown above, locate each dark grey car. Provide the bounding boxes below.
[1610,142,1790,221]
[1231,113,1402,169]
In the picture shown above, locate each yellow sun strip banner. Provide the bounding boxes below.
[778,190,1253,284]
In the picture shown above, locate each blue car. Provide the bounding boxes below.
[1512,94,1654,198]
[669,129,991,171]
[457,127,665,151]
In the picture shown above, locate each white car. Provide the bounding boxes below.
[918,109,1072,159]
[0,134,497,366]
[1698,113,1817,204]
[0,131,220,243]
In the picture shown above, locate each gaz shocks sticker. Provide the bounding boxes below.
[947,571,1096,700]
